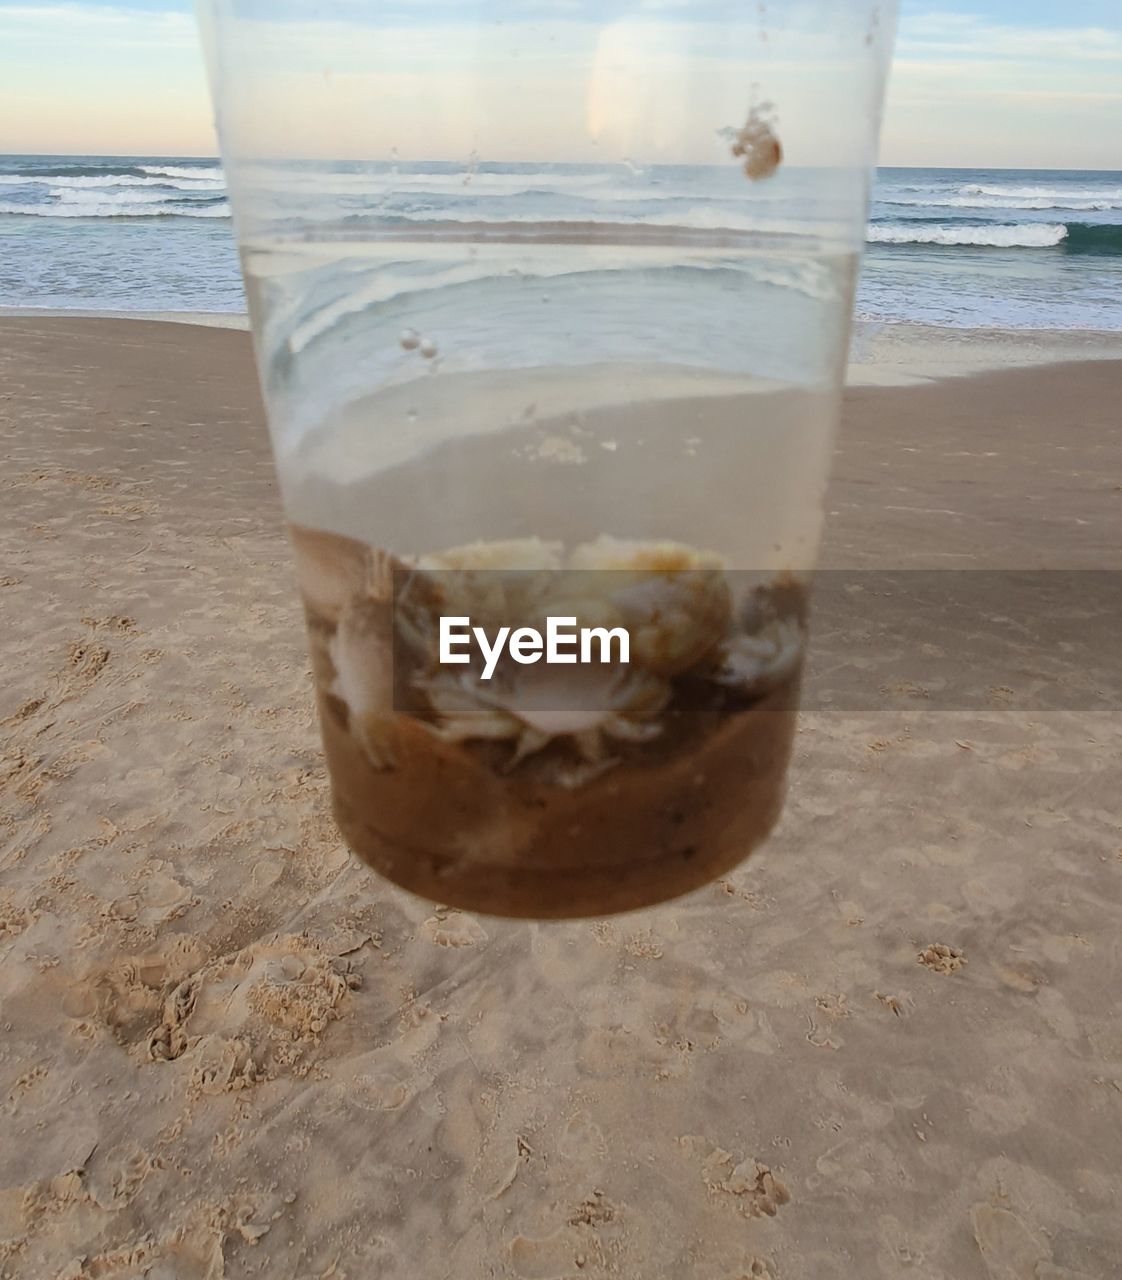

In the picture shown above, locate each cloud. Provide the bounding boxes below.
[2,1,1120,165]
[888,12,1122,109]
[1,2,197,48]
[880,10,1121,166]
[897,11,1122,64]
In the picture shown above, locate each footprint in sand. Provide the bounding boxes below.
[51,615,142,707]
[802,991,851,1049]
[997,959,1049,994]
[61,638,111,696]
[507,1226,593,1280]
[56,934,206,1045]
[350,1059,421,1112]
[579,1003,703,1082]
[680,1137,791,1219]
[971,1203,1051,1280]
[84,1146,154,1211]
[736,1263,775,1280]
[0,898,35,939]
[420,910,488,948]
[918,943,966,974]
[146,935,360,1081]
[4,695,47,725]
[507,1193,620,1280]
[875,990,916,1017]
[81,614,138,635]
[105,865,196,929]
[558,1112,608,1163]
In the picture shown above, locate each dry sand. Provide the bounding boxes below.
[1,317,1121,1280]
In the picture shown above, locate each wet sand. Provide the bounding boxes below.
[1,317,1121,1279]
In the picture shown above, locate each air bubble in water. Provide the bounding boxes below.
[399,328,421,351]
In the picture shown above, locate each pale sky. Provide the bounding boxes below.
[1,0,1120,168]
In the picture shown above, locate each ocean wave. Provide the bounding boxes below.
[0,173,224,191]
[0,201,230,219]
[1064,223,1122,255]
[140,163,224,181]
[867,221,1122,254]
[400,212,1093,250]
[961,183,1122,201]
[0,162,153,179]
[54,188,225,207]
[881,193,1122,212]
[867,223,1068,248]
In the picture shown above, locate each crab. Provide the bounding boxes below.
[564,536,732,676]
[418,659,671,773]
[303,524,805,781]
[290,522,397,624]
[712,616,805,696]
[403,534,731,770]
[398,537,563,661]
[327,593,400,768]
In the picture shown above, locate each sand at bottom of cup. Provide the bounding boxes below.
[319,681,797,919]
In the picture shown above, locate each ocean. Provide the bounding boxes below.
[1,155,1120,330]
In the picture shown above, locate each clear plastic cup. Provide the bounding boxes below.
[198,0,896,917]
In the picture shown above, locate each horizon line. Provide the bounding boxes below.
[2,151,1121,175]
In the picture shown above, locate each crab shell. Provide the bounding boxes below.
[322,593,400,767]
[565,536,731,677]
[713,617,805,696]
[418,661,671,768]
[289,523,401,624]
[418,537,563,573]
[400,537,564,659]
[403,534,732,681]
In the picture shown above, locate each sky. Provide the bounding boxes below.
[0,0,1120,168]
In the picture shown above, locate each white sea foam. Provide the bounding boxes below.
[0,201,230,219]
[867,223,1068,248]
[140,164,225,181]
[55,188,194,206]
[882,193,1121,212]
[961,183,1122,201]
[0,173,224,191]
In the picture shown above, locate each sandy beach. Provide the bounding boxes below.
[2,316,1121,1279]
